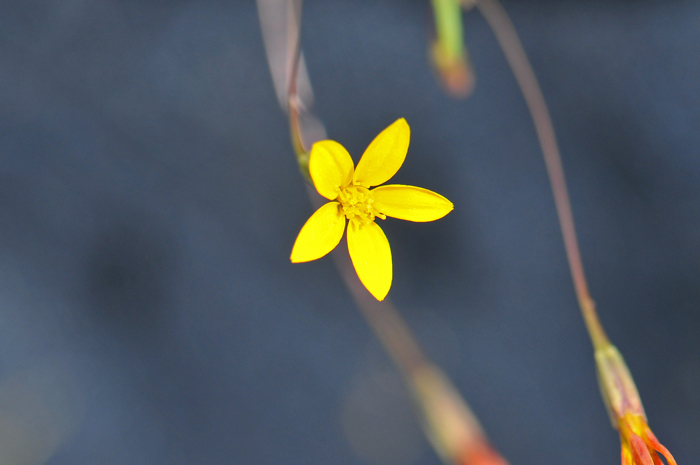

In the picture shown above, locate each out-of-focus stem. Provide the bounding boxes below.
[432,0,465,64]
[258,2,509,463]
[330,237,508,465]
[430,0,475,97]
[287,41,311,180]
[284,0,312,181]
[257,0,315,179]
[330,233,428,376]
[476,0,609,351]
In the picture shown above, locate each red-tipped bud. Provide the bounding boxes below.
[595,345,677,465]
[410,365,509,465]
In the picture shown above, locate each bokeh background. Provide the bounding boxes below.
[0,0,698,464]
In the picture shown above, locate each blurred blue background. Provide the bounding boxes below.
[0,1,698,464]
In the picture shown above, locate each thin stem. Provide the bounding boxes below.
[285,0,312,183]
[432,0,465,62]
[259,4,507,462]
[326,213,504,465]
[331,235,428,378]
[261,0,428,374]
[430,0,475,97]
[476,0,609,350]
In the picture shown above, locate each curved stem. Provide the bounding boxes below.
[330,229,428,377]
[476,0,609,350]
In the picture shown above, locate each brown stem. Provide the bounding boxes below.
[286,0,308,157]
[296,187,429,377]
[476,0,609,350]
[334,253,429,378]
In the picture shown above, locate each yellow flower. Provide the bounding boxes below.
[290,118,454,301]
[595,344,677,465]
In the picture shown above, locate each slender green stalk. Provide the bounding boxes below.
[431,0,474,97]
[432,0,465,62]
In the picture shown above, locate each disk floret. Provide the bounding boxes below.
[336,185,386,225]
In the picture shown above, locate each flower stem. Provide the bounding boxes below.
[330,231,428,376]
[475,0,610,351]
[474,7,678,463]
[430,0,475,97]
[329,230,507,465]
[259,3,509,462]
[285,1,313,181]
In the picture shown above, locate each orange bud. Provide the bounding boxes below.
[410,365,509,465]
[595,345,676,465]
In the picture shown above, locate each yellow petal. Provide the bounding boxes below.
[372,185,454,222]
[309,140,355,200]
[354,118,410,187]
[291,202,346,262]
[347,220,392,300]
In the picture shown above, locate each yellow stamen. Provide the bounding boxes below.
[336,185,386,225]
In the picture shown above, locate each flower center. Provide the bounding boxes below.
[336,185,386,225]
